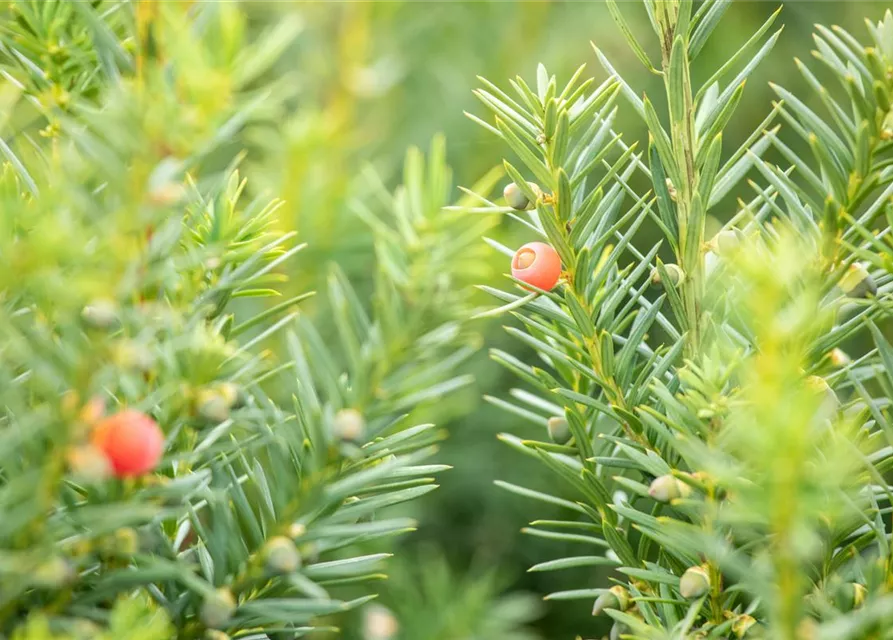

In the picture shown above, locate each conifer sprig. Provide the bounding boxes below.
[468,2,893,637]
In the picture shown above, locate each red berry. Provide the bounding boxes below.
[511,242,561,291]
[92,410,164,477]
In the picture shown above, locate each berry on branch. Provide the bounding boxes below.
[503,181,541,210]
[828,348,851,367]
[333,408,366,441]
[712,228,745,256]
[650,263,684,288]
[262,536,301,574]
[679,565,711,599]
[511,242,561,291]
[91,410,164,477]
[648,474,691,503]
[201,588,237,630]
[547,416,571,444]
[592,585,630,616]
[838,263,877,299]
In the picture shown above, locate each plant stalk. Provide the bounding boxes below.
[657,1,704,358]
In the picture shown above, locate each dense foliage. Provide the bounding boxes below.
[3,1,893,639]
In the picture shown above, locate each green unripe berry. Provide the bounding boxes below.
[333,408,365,441]
[713,228,744,256]
[650,263,684,288]
[201,588,237,629]
[828,348,851,367]
[838,263,877,299]
[262,536,301,574]
[679,565,711,599]
[503,182,540,211]
[592,585,630,616]
[547,416,571,444]
[648,474,690,503]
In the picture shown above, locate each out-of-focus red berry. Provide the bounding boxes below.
[511,242,561,291]
[92,410,164,477]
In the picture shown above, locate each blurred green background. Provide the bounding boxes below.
[231,2,891,638]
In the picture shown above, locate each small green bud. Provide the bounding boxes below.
[650,263,684,288]
[732,614,757,638]
[547,416,571,444]
[591,591,616,616]
[592,585,630,616]
[503,182,540,211]
[204,632,231,640]
[648,474,690,503]
[81,299,118,329]
[333,408,365,441]
[838,263,877,299]
[201,588,237,629]
[262,536,301,574]
[828,348,851,367]
[713,228,744,256]
[679,565,711,599]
